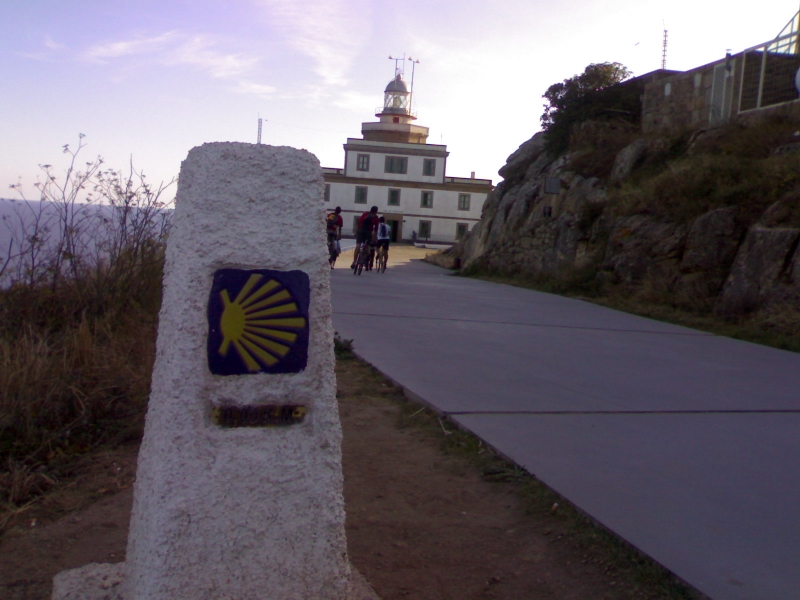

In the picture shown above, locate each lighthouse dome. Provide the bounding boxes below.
[384,74,409,94]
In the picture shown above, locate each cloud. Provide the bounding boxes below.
[233,80,277,97]
[331,90,375,112]
[43,35,66,51]
[82,31,266,83]
[17,34,68,60]
[167,36,260,79]
[254,0,372,86]
[83,31,179,62]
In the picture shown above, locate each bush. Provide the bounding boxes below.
[613,152,800,225]
[541,63,642,155]
[0,138,173,516]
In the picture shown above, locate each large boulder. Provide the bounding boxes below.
[717,226,800,313]
[608,138,649,184]
[680,207,742,272]
[603,215,685,283]
[497,133,547,185]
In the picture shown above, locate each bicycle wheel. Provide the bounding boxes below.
[329,242,338,267]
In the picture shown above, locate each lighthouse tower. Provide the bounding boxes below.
[361,72,430,144]
[322,62,492,244]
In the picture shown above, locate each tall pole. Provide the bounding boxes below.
[662,29,668,69]
[388,54,405,77]
[408,57,420,113]
[257,117,263,145]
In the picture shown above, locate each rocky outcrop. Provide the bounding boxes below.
[717,227,800,313]
[603,215,685,284]
[435,126,800,318]
[608,138,648,184]
[680,207,742,272]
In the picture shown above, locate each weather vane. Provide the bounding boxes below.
[388,54,406,77]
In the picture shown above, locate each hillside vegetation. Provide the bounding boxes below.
[0,139,172,525]
[432,114,800,351]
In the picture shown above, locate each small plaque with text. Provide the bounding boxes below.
[212,404,307,428]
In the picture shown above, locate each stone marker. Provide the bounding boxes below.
[52,143,378,599]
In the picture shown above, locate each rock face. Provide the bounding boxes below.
[442,128,800,317]
[608,138,648,184]
[680,207,742,272]
[718,227,800,313]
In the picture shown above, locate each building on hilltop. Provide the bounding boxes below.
[641,10,800,133]
[322,68,492,244]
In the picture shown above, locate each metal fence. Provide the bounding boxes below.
[739,13,800,112]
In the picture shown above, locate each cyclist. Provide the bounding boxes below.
[376,216,391,270]
[326,206,343,268]
[352,206,379,269]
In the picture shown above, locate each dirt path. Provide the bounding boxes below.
[0,354,696,600]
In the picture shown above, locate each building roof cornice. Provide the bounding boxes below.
[344,140,449,159]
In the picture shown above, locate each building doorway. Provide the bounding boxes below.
[383,214,402,242]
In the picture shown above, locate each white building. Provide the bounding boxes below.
[322,71,492,244]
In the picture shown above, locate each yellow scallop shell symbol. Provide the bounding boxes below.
[218,274,307,371]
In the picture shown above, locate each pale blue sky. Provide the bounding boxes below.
[1,1,797,197]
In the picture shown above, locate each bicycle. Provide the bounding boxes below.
[376,246,387,273]
[365,244,376,271]
[328,236,340,268]
[353,241,369,275]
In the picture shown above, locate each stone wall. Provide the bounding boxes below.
[642,61,720,133]
[642,50,800,135]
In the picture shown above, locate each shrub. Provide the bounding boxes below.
[541,63,641,155]
[0,137,173,516]
[612,153,800,225]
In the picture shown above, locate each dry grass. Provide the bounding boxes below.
[567,125,640,181]
[612,153,800,225]
[0,312,156,513]
[610,116,800,225]
[0,255,162,526]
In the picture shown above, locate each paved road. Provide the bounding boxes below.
[331,258,800,600]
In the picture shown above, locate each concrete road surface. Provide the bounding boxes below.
[331,258,800,600]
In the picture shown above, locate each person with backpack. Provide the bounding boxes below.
[375,216,391,271]
[352,206,379,269]
[326,206,343,268]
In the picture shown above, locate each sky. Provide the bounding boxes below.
[1,0,798,198]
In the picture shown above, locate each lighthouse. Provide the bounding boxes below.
[361,72,430,144]
[322,61,492,243]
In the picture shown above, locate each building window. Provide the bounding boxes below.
[457,194,471,211]
[355,186,368,204]
[423,159,436,176]
[543,206,553,218]
[664,82,672,97]
[388,188,401,206]
[324,184,330,202]
[455,223,468,240]
[384,156,408,174]
[420,190,433,208]
[418,220,432,239]
[356,154,370,171]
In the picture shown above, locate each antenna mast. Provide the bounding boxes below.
[661,27,668,69]
[388,54,406,77]
[257,116,263,145]
[407,57,420,112]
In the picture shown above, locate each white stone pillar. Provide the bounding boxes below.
[124,143,350,599]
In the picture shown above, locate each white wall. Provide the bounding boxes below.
[324,181,484,241]
[344,151,444,184]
